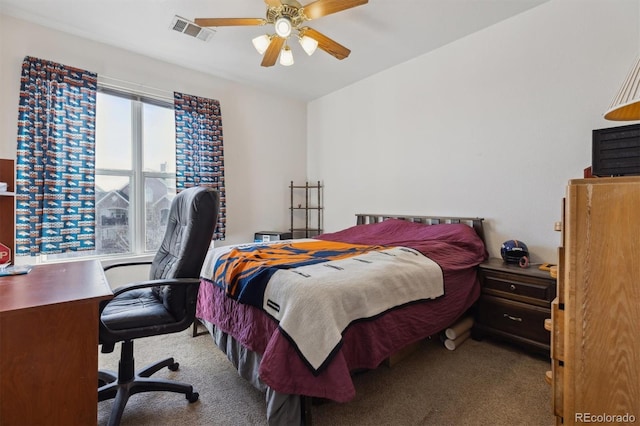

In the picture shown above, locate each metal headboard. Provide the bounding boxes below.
[355,214,486,245]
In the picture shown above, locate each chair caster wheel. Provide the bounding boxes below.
[187,391,199,403]
[168,362,180,371]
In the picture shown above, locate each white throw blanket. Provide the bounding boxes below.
[262,246,444,372]
[200,238,314,280]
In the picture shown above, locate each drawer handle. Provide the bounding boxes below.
[509,284,517,291]
[503,313,523,322]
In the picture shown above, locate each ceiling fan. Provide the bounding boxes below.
[194,0,368,67]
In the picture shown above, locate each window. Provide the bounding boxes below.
[46,88,176,261]
[16,57,225,262]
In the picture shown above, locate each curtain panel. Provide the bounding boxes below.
[15,56,97,256]
[174,92,226,240]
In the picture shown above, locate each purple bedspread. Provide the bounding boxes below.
[316,219,487,271]
[196,219,487,402]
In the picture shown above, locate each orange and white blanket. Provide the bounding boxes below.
[200,239,444,373]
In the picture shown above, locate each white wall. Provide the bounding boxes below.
[307,0,640,263]
[0,14,307,246]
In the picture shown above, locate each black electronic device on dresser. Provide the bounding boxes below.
[592,123,640,176]
[472,258,556,356]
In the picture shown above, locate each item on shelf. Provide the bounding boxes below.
[0,242,10,265]
[0,182,7,192]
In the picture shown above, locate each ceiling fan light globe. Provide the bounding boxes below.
[299,35,318,56]
[280,46,294,66]
[275,17,292,38]
[252,34,271,55]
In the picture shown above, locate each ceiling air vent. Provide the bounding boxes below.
[170,15,215,42]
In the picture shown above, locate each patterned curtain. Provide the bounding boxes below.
[174,92,226,240]
[15,56,97,256]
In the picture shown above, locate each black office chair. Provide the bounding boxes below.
[98,186,219,426]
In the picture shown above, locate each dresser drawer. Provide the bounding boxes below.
[480,270,554,306]
[476,295,551,345]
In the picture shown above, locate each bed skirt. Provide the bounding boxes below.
[200,318,303,425]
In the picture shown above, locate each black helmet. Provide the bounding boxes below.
[500,240,529,264]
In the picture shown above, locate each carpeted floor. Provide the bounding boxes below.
[98,328,553,425]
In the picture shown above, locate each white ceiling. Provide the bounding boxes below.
[0,0,549,101]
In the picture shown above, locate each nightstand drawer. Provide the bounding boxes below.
[480,271,554,306]
[476,295,550,345]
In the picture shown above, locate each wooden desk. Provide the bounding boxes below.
[0,260,112,425]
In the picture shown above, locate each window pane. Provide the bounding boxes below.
[96,175,132,255]
[143,103,175,173]
[144,176,176,251]
[96,93,132,170]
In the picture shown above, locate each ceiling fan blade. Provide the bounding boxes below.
[264,0,282,6]
[194,18,266,27]
[299,27,350,60]
[261,36,286,67]
[302,0,368,20]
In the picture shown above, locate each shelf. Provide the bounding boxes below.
[289,180,323,239]
[0,159,15,264]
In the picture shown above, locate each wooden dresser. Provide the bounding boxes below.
[551,176,640,425]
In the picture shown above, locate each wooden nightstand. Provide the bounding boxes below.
[472,257,556,356]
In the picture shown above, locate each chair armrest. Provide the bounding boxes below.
[103,261,152,272]
[111,277,201,297]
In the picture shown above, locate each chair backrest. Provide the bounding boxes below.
[150,186,220,320]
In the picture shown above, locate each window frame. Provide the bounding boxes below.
[96,86,176,258]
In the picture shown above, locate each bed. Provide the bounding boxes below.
[196,214,487,425]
